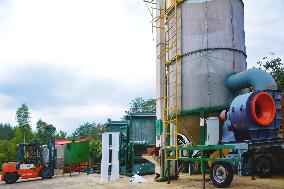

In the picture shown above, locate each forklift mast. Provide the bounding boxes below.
[15,139,56,171]
[16,142,44,170]
[47,139,56,176]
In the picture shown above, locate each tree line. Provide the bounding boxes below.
[0,98,156,168]
[0,104,106,167]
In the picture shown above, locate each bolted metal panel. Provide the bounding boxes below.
[129,114,156,145]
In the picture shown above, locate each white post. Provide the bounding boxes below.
[101,133,110,182]
[111,132,120,180]
[101,132,120,182]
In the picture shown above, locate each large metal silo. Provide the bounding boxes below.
[156,0,247,144]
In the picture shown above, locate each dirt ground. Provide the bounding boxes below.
[0,172,283,189]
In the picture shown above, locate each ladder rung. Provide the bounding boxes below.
[165,132,178,135]
[165,55,181,65]
[164,94,176,99]
[165,0,182,15]
[167,40,177,50]
[166,114,178,118]
[168,81,177,86]
[152,25,165,29]
[165,4,176,16]
[165,25,175,35]
[165,15,176,24]
[158,45,172,59]
[158,41,177,59]
[165,105,177,110]
[151,15,162,23]
[165,59,176,66]
[165,34,177,44]
[166,69,177,76]
[165,118,177,122]
[165,108,177,112]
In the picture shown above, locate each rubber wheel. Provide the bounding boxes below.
[40,167,53,179]
[256,156,274,178]
[4,172,19,184]
[210,162,234,188]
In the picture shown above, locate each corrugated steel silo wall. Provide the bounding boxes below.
[180,0,246,110]
[166,0,247,144]
[130,117,156,145]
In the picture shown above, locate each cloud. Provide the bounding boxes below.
[0,62,155,133]
[244,0,284,67]
[0,0,156,133]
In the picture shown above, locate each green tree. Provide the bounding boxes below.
[142,98,156,113]
[15,104,33,142]
[129,97,145,113]
[16,104,30,126]
[89,140,102,163]
[257,56,284,95]
[89,123,105,163]
[72,122,97,139]
[0,140,18,168]
[129,97,156,113]
[55,130,68,140]
[35,119,56,143]
[0,123,15,140]
[123,97,156,119]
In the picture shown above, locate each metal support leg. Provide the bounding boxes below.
[202,172,206,189]
[167,160,171,184]
[251,149,256,180]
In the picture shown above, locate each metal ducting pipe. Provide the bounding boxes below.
[226,68,277,92]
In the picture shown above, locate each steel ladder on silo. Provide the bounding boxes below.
[159,0,182,161]
[145,0,182,161]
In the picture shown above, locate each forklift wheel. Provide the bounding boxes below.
[4,172,19,184]
[40,167,53,179]
[210,162,234,188]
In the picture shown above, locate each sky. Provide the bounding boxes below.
[0,0,283,134]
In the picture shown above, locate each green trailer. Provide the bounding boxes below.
[63,141,90,176]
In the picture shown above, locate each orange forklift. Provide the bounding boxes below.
[1,139,56,184]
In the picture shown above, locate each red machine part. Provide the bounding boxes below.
[1,162,43,181]
[219,110,227,122]
[63,162,88,173]
[250,92,276,126]
[1,163,17,181]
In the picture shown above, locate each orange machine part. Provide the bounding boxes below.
[1,162,17,181]
[250,92,276,126]
[1,162,43,181]
[208,149,230,167]
[18,167,42,179]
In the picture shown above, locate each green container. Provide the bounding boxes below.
[106,121,128,133]
[107,113,156,145]
[64,141,89,164]
[129,113,156,145]
[107,113,156,175]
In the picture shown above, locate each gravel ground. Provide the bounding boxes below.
[0,172,283,189]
